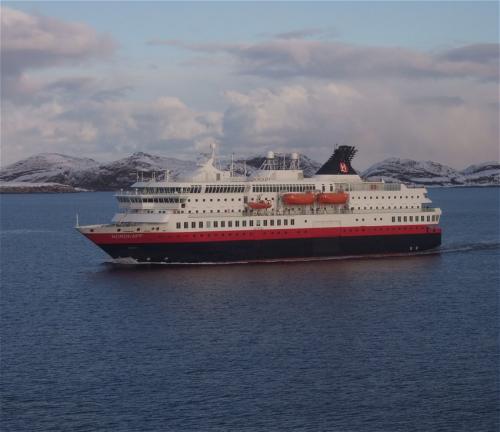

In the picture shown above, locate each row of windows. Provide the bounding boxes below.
[118,197,182,203]
[138,186,202,194]
[352,195,422,200]
[188,197,243,203]
[205,185,246,193]
[176,218,296,230]
[252,184,315,193]
[352,205,420,210]
[391,215,438,223]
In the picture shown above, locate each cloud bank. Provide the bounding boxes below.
[1,6,498,169]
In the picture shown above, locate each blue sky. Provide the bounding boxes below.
[10,2,498,49]
[2,1,499,167]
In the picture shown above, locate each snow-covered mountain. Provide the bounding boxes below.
[0,151,321,191]
[1,151,498,191]
[73,152,198,190]
[460,162,500,185]
[362,158,499,187]
[0,152,198,191]
[362,158,466,186]
[0,153,99,184]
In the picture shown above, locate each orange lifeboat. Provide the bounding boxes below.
[317,192,348,205]
[248,200,272,210]
[282,192,316,205]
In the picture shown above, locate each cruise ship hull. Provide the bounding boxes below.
[84,227,442,264]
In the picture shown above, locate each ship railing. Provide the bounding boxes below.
[344,183,402,192]
[116,191,189,198]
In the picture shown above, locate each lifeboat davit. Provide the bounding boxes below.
[282,192,316,205]
[248,200,272,210]
[317,192,349,205]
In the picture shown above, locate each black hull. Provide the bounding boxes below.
[98,233,442,264]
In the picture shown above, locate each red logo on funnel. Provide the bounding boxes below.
[339,162,348,173]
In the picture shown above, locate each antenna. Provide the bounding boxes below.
[75,213,79,228]
[210,142,216,160]
[230,153,234,177]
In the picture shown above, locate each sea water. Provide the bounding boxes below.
[1,188,498,431]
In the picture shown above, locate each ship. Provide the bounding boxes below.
[77,145,442,264]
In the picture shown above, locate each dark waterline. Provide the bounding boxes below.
[1,188,499,431]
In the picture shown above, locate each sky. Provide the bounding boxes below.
[1,1,499,169]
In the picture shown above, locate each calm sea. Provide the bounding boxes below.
[1,188,499,431]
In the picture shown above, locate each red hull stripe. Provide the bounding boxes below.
[85,225,441,245]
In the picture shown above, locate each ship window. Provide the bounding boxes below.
[228,221,232,227]
[191,222,196,228]
[206,221,211,228]
[404,216,407,222]
[242,220,247,227]
[249,220,254,227]
[235,221,240,227]
[199,222,203,228]
[221,221,225,228]
[270,220,275,226]
[184,222,188,229]
[263,220,267,226]
[137,228,140,231]
[214,221,218,228]
[398,216,402,222]
[277,220,281,226]
[409,216,413,222]
[284,219,288,226]
[256,220,261,227]
[176,223,181,229]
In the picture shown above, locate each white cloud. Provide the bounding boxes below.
[1,6,115,76]
[1,96,223,164]
[220,82,498,168]
[157,38,499,82]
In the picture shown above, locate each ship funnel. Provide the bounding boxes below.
[316,145,358,175]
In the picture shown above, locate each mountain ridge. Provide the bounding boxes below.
[1,152,498,191]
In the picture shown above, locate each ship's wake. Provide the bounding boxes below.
[103,240,499,267]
